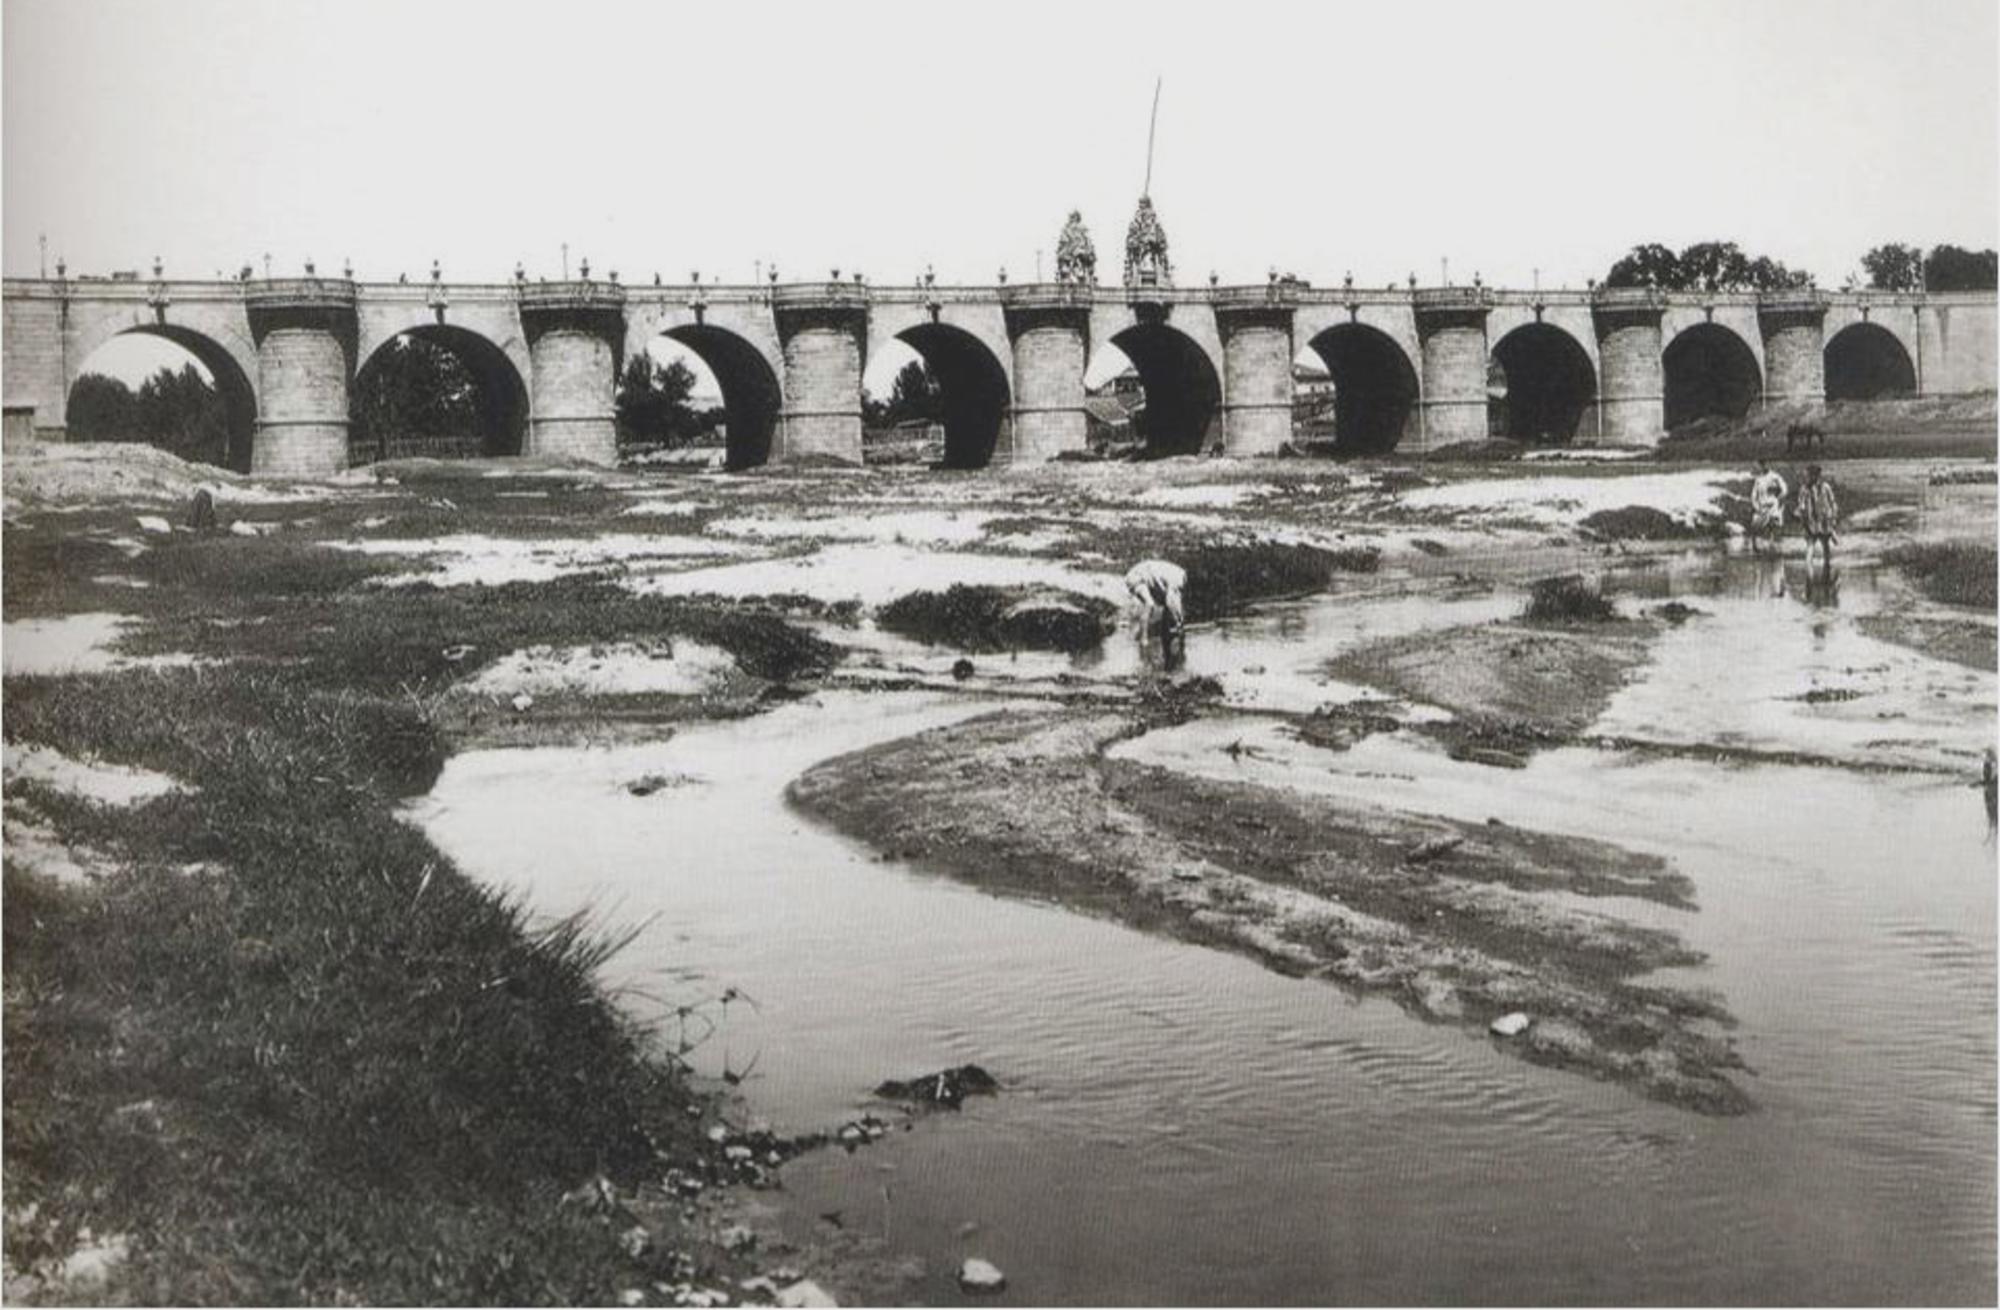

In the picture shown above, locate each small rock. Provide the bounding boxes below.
[227,520,260,537]
[135,515,171,535]
[1490,1012,1532,1038]
[706,1125,730,1144]
[510,692,534,713]
[620,1290,649,1307]
[58,1233,130,1288]
[1405,835,1464,865]
[725,1144,754,1162]
[720,1224,756,1253]
[957,1258,1007,1295]
[187,489,217,530]
[441,644,476,663]
[738,1276,779,1298]
[620,1225,652,1258]
[951,658,975,681]
[776,1280,837,1308]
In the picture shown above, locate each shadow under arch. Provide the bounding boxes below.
[658,325,781,471]
[1108,319,1221,457]
[353,324,529,462]
[1663,323,1761,429]
[67,325,260,473]
[1303,323,1420,455]
[1490,323,1597,443]
[893,323,1012,468]
[1824,322,1915,401]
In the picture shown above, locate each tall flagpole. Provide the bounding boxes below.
[1143,76,1162,197]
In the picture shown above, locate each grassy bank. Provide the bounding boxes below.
[1,519,843,1303]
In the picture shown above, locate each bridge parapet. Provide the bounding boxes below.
[245,278,358,313]
[517,280,627,313]
[1411,285,1496,313]
[996,283,1094,313]
[1210,283,1302,313]
[771,281,869,312]
[1591,287,1667,313]
[1756,289,1831,319]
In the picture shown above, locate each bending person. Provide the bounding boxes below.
[1124,557,1188,653]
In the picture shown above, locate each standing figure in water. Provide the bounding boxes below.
[1125,558,1187,665]
[1982,748,1997,839]
[1747,459,1787,555]
[1797,463,1840,575]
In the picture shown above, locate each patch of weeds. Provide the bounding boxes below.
[878,585,1115,654]
[1523,574,1619,624]
[1290,703,1403,752]
[1578,505,1710,541]
[1177,543,1376,622]
[2,665,724,1302]
[1882,540,1997,609]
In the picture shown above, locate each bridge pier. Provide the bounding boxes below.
[1759,291,1829,410]
[1592,288,1666,444]
[1215,285,1298,457]
[999,284,1091,464]
[247,279,357,476]
[773,283,868,465]
[521,282,625,465]
[1412,287,1493,452]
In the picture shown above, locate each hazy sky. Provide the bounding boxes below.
[5,0,1994,293]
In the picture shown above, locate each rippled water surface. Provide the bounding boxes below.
[411,556,1995,1305]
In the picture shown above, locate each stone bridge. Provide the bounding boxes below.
[4,267,1993,474]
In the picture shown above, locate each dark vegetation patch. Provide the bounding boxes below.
[1855,614,1997,673]
[1881,540,1997,609]
[1288,702,1404,752]
[877,585,1116,654]
[1578,504,1714,542]
[1176,543,1375,622]
[1524,574,1620,623]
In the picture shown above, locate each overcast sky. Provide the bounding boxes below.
[5,0,1994,294]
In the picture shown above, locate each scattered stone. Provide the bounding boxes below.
[620,1225,652,1258]
[57,1232,130,1289]
[187,488,217,531]
[873,1064,998,1109]
[1490,1012,1532,1038]
[951,658,976,681]
[621,1289,649,1306]
[1650,601,1708,625]
[776,1279,838,1308]
[725,1144,754,1162]
[739,1276,779,1299]
[135,515,172,535]
[510,692,534,713]
[1405,835,1464,865]
[441,643,476,662]
[720,1224,756,1253]
[958,1258,1007,1295]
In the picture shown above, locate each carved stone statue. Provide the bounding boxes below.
[1123,195,1172,288]
[1055,210,1097,285]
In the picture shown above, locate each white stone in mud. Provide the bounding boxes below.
[1490,1011,1532,1037]
[958,1258,1007,1294]
[776,1279,838,1307]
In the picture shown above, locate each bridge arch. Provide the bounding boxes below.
[1489,323,1596,443]
[65,326,259,472]
[352,325,529,463]
[1301,323,1420,455]
[648,324,782,470]
[1824,322,1916,401]
[1093,321,1222,457]
[1663,323,1762,428]
[884,322,1011,468]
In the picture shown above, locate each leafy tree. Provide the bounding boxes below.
[885,359,941,426]
[615,353,701,446]
[1603,243,1681,289]
[1604,241,1811,291]
[352,336,482,459]
[1861,243,1925,292]
[1925,244,1998,292]
[68,373,138,442]
[69,365,229,467]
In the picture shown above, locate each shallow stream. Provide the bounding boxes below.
[409,551,1995,1305]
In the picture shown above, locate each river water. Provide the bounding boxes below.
[408,554,1995,1305]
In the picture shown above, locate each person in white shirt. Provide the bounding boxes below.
[1748,459,1788,555]
[1123,558,1187,652]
